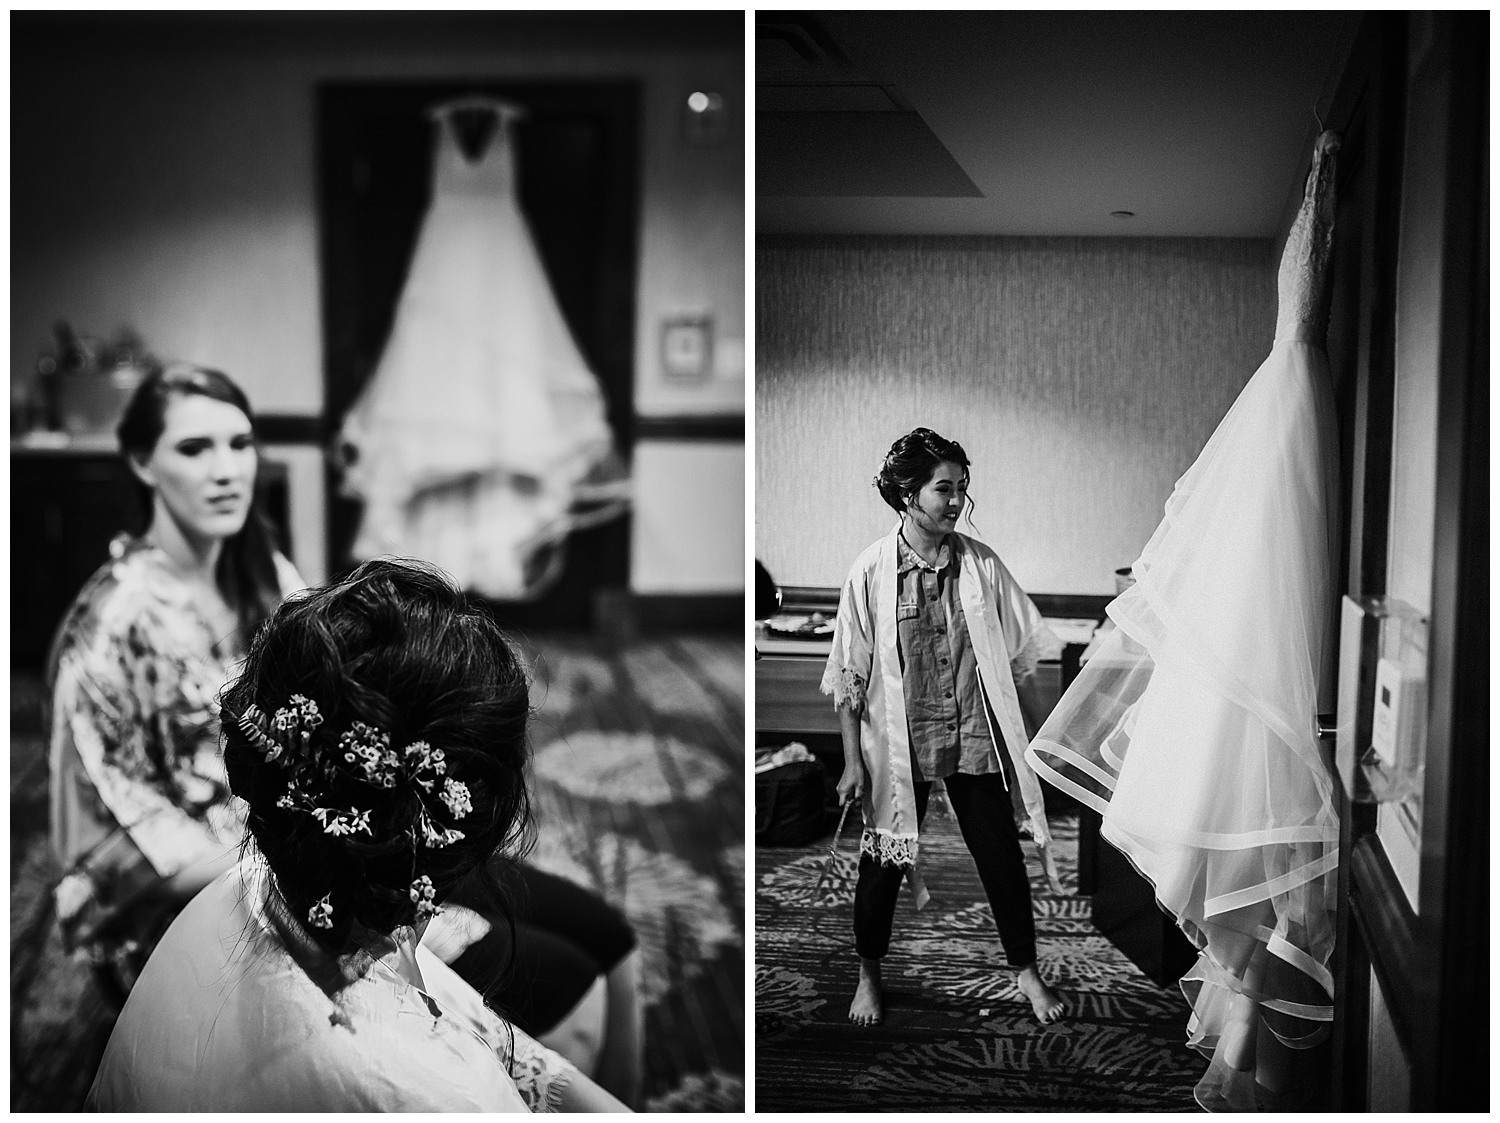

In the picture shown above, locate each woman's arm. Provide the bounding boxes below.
[823,557,878,809]
[1014,670,1050,741]
[835,704,869,807]
[55,619,239,886]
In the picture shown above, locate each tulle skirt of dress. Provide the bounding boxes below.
[1027,337,1341,1111]
[339,189,620,600]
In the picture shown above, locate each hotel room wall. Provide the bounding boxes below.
[11,17,743,595]
[755,235,1276,595]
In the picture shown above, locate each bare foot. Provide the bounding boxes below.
[849,958,884,1026]
[1017,963,1065,1025]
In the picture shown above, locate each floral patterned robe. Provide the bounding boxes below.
[47,533,302,971]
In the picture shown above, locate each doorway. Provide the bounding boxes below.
[317,80,640,628]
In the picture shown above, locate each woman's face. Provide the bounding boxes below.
[131,392,258,545]
[906,459,968,534]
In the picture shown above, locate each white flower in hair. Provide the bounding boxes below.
[289,694,323,732]
[439,778,472,819]
[340,721,399,788]
[312,806,373,837]
[409,874,440,920]
[404,740,447,791]
[308,894,334,930]
[274,695,324,748]
[417,809,465,848]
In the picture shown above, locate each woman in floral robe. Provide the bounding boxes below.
[47,365,299,994]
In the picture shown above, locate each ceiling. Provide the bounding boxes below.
[757,11,1362,237]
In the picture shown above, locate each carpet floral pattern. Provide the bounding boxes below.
[755,811,1202,1112]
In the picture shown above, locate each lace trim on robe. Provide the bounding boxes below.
[509,1031,577,1113]
[860,828,917,869]
[827,669,867,714]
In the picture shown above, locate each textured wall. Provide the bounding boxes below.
[756,235,1276,594]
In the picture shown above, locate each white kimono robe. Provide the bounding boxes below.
[821,526,1054,868]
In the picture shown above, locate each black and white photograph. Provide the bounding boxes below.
[11,10,744,1112]
[752,10,1485,1113]
[6,6,1490,1117]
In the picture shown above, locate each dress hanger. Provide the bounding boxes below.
[427,93,528,123]
[1313,95,1339,139]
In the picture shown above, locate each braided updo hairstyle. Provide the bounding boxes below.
[222,557,532,956]
[874,427,974,517]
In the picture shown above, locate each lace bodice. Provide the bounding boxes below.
[1274,130,1340,343]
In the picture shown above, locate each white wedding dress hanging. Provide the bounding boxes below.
[1026,131,1343,1111]
[337,100,626,599]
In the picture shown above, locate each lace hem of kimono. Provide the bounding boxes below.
[511,1037,571,1112]
[821,667,867,714]
[860,827,917,869]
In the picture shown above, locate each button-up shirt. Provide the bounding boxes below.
[894,532,1001,781]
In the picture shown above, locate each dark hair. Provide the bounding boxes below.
[221,558,534,959]
[117,362,283,638]
[873,427,973,515]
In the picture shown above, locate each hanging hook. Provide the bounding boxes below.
[1313,95,1331,134]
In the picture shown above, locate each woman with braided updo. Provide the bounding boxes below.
[87,558,628,1111]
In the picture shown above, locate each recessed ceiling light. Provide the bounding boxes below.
[1110,210,1136,219]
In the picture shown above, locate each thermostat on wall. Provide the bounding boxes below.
[661,316,713,384]
[1370,656,1402,769]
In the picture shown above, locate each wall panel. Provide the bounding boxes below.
[756,235,1275,593]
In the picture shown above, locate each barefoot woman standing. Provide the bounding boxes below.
[822,428,1065,1027]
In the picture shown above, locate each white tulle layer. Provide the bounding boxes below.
[1026,340,1341,1110]
[339,128,616,599]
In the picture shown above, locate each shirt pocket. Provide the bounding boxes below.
[896,598,921,623]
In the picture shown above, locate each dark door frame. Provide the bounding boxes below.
[1324,11,1489,1110]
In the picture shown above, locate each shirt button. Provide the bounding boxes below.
[944,691,953,699]
[947,723,956,731]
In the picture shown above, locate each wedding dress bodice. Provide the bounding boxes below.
[1274,130,1340,344]
[431,109,520,200]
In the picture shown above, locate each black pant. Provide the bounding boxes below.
[853,770,1037,968]
[446,862,637,1034]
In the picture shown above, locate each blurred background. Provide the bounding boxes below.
[12,10,745,1111]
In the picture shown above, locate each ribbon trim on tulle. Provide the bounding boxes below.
[1204,847,1339,916]
[1184,938,1334,1020]
[1024,740,1118,815]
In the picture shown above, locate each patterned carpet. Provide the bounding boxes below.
[523,634,745,1111]
[754,807,1203,1112]
[11,632,744,1112]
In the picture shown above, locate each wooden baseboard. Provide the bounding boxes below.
[594,589,744,635]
